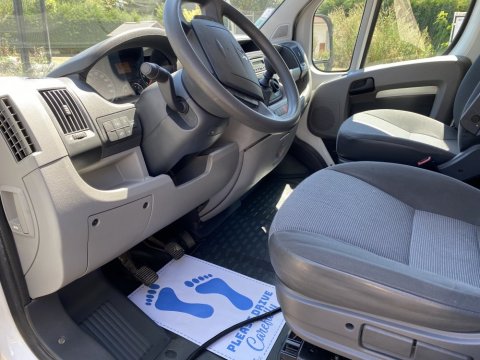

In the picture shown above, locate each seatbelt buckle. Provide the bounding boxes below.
[417,156,438,171]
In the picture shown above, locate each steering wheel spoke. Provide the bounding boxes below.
[199,0,224,23]
[257,101,278,118]
[229,88,280,119]
[229,88,259,107]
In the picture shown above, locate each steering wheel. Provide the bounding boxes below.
[164,0,301,133]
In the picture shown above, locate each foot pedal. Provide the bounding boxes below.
[146,236,185,260]
[134,266,158,286]
[164,241,185,260]
[178,230,196,249]
[118,253,158,286]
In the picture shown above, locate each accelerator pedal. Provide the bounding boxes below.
[164,241,185,260]
[118,253,158,286]
[178,230,196,249]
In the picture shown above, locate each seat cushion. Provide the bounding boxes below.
[269,162,480,332]
[336,109,458,165]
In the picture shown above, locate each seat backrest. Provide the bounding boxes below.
[453,55,480,127]
[456,55,480,151]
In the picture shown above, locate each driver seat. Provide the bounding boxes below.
[269,161,480,359]
[336,56,480,169]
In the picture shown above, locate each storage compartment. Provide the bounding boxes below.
[171,155,211,186]
[79,148,149,190]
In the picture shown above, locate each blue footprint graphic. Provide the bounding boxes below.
[184,274,254,311]
[145,284,214,319]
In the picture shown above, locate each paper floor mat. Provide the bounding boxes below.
[129,255,284,360]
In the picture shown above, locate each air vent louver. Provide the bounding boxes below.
[40,89,89,135]
[0,97,36,162]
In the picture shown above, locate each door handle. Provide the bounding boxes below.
[349,78,375,95]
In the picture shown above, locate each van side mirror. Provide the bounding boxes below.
[312,14,334,71]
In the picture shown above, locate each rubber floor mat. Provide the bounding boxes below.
[59,271,170,360]
[193,176,302,284]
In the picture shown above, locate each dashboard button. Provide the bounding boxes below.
[116,129,127,139]
[107,130,119,142]
[112,118,122,129]
[103,121,114,132]
[120,116,129,128]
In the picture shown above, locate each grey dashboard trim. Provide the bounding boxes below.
[0,76,241,298]
[22,143,238,298]
[49,28,175,78]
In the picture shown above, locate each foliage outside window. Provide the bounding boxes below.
[313,0,366,72]
[0,0,283,78]
[365,0,470,66]
[313,0,471,72]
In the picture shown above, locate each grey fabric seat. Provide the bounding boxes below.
[337,56,480,167]
[337,109,458,165]
[269,162,480,359]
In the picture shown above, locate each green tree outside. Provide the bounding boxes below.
[314,0,470,71]
[0,0,472,76]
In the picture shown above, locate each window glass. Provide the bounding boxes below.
[365,0,471,66]
[0,0,284,77]
[313,0,367,72]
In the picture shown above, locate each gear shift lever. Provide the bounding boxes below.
[259,58,280,105]
[259,58,276,88]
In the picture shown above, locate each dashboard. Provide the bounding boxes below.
[83,41,309,108]
[85,47,177,103]
[0,28,312,299]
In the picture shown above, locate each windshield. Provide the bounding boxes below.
[0,0,284,78]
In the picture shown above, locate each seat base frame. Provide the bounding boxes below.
[277,281,479,360]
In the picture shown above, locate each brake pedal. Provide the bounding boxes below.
[134,266,158,286]
[118,253,158,286]
[147,236,185,260]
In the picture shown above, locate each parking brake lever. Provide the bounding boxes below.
[140,62,188,113]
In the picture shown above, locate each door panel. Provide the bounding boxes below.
[307,55,471,141]
[349,88,436,117]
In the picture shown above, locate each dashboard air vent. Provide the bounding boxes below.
[0,97,36,162]
[40,89,89,135]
